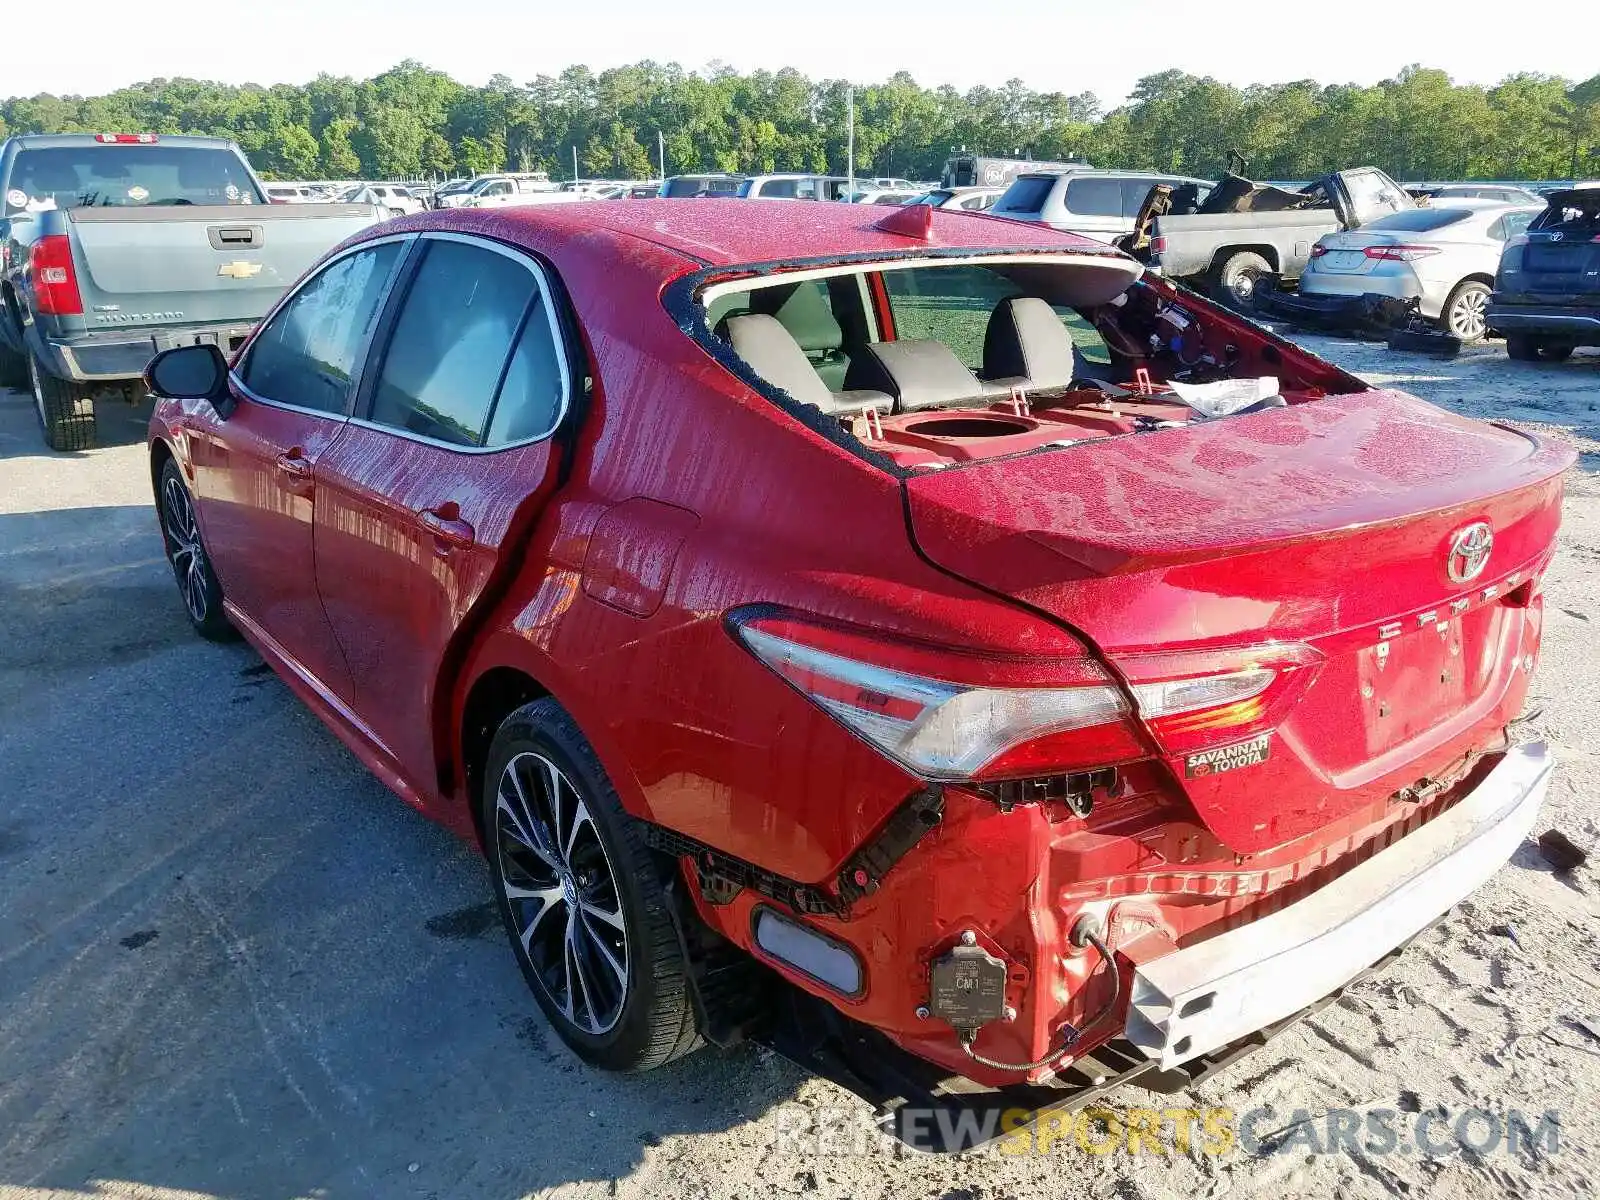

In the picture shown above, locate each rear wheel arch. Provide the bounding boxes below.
[1210,243,1280,275]
[459,664,551,850]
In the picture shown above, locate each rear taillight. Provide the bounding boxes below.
[1364,244,1441,262]
[29,235,82,316]
[94,133,158,144]
[1149,235,1166,257]
[732,613,1322,783]
[1309,244,1328,258]
[733,614,1141,781]
[1116,643,1323,756]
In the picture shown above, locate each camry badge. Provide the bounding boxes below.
[218,261,262,279]
[1447,522,1493,583]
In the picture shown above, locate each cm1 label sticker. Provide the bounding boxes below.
[1186,733,1272,778]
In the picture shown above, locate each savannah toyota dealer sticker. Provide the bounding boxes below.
[1186,733,1272,778]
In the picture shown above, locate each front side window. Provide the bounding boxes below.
[367,239,564,448]
[241,242,401,413]
[994,176,1054,215]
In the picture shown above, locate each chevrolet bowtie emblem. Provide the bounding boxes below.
[218,261,262,279]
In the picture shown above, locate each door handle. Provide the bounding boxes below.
[419,504,476,552]
[275,449,314,494]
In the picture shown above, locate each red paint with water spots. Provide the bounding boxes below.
[149,200,1573,1085]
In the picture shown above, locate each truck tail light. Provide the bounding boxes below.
[29,235,83,316]
[1149,235,1166,257]
[1363,244,1440,262]
[94,133,158,144]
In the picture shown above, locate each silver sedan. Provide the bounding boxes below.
[1300,202,1540,340]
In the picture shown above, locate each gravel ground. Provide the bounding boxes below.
[1,337,1597,1200]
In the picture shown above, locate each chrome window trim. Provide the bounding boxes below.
[229,231,417,420]
[345,229,573,456]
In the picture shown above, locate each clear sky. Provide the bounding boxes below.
[15,0,1596,102]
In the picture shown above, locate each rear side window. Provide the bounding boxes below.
[242,242,401,414]
[995,176,1055,214]
[1063,177,1123,218]
[367,239,543,448]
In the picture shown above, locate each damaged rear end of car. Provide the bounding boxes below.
[656,210,1572,1147]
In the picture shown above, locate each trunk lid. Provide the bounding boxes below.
[905,390,1572,852]
[65,204,382,329]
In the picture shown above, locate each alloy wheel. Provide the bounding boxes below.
[1448,286,1488,341]
[494,751,630,1035]
[161,474,210,623]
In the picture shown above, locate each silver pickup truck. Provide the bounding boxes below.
[0,133,386,449]
[1124,166,1414,309]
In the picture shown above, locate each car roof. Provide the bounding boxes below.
[414,198,1118,269]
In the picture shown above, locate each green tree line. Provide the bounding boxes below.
[2,60,1597,183]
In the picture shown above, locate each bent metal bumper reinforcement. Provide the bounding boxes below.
[638,789,946,918]
[1126,741,1554,1070]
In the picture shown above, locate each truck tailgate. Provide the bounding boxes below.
[67,204,381,329]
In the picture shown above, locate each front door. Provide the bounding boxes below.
[312,234,572,794]
[190,239,405,702]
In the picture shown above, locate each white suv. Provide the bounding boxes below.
[991,170,1212,243]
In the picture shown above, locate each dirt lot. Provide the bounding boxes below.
[1,337,1598,1200]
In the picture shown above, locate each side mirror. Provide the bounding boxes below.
[146,343,232,410]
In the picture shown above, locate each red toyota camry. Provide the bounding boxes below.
[145,199,1569,1145]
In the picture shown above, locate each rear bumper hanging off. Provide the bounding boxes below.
[1125,741,1553,1069]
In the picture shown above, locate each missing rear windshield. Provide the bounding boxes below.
[694,255,1360,472]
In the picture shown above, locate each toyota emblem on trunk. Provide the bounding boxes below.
[1447,522,1494,583]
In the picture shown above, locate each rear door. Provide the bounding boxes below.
[1059,176,1128,242]
[311,233,575,795]
[190,237,407,700]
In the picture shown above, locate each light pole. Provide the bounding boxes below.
[846,86,855,199]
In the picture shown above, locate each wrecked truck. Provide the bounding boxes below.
[145,198,1568,1151]
[1121,164,1415,309]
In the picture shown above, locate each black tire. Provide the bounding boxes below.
[483,697,701,1072]
[1211,250,1273,311]
[0,339,25,389]
[156,457,235,642]
[1387,328,1462,357]
[1506,333,1538,361]
[1506,333,1575,363]
[1439,280,1491,343]
[27,351,96,451]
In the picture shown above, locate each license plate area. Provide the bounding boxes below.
[1319,249,1368,273]
[1352,603,1508,758]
